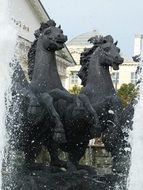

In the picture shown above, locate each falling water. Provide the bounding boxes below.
[0,0,17,188]
[127,64,143,190]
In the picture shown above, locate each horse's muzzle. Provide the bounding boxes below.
[56,35,67,43]
[63,35,68,42]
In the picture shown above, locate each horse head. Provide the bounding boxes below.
[92,35,124,70]
[36,20,67,51]
[78,35,124,86]
[28,20,67,81]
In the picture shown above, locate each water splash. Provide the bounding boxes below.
[0,0,17,188]
[127,64,143,190]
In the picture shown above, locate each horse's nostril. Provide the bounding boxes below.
[64,35,68,41]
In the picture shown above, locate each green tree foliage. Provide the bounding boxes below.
[69,85,82,95]
[117,83,138,107]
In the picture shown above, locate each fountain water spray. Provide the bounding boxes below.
[127,63,143,190]
[0,0,17,188]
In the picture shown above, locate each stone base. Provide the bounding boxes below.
[2,165,127,190]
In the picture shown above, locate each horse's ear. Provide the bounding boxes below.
[114,41,118,46]
[58,25,61,29]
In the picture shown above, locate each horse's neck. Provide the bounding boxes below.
[31,43,63,93]
[81,53,116,104]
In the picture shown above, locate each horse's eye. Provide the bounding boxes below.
[44,30,51,35]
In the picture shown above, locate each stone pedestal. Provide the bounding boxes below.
[2,165,127,190]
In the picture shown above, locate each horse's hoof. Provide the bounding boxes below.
[53,132,67,144]
[66,161,78,174]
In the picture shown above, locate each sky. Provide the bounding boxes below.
[41,0,143,57]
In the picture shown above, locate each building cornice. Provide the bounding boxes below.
[28,0,50,22]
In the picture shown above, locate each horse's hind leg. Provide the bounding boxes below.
[24,143,41,170]
[67,143,88,172]
[47,140,66,168]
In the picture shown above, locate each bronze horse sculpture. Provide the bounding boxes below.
[78,35,133,174]
[11,20,133,174]
[11,20,101,170]
[79,35,124,152]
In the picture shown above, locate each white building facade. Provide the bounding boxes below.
[133,34,143,56]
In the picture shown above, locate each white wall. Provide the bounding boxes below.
[10,0,73,89]
[11,0,42,42]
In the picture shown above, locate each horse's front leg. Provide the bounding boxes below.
[39,92,66,143]
[78,94,101,138]
[49,88,74,102]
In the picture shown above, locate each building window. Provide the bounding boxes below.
[111,72,119,90]
[111,72,119,84]
[131,72,138,84]
[70,72,78,85]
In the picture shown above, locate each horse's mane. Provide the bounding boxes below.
[28,40,37,81]
[78,35,114,86]
[28,20,56,81]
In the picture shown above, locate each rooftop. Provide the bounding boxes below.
[67,30,100,46]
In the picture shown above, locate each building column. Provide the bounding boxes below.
[133,34,143,56]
